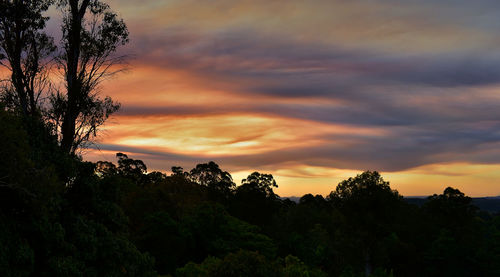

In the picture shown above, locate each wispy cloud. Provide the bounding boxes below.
[84,0,500,196]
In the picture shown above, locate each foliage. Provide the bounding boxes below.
[0,108,156,276]
[188,161,235,200]
[2,107,499,276]
[5,2,500,277]
[0,0,55,117]
[176,251,328,277]
[55,0,128,153]
[0,0,127,154]
[175,250,280,277]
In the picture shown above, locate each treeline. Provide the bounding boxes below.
[2,108,500,277]
[3,1,498,276]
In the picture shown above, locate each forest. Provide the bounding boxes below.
[2,1,500,276]
[2,107,500,277]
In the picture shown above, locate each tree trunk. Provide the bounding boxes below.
[11,62,28,115]
[11,10,28,115]
[60,0,89,154]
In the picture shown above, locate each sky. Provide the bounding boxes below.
[83,0,500,197]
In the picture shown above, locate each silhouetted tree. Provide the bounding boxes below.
[424,187,477,224]
[172,166,186,176]
[328,171,406,277]
[422,187,484,277]
[189,161,235,200]
[113,152,151,186]
[0,108,156,276]
[0,0,55,117]
[116,152,146,174]
[53,0,127,153]
[232,172,281,227]
[146,171,167,184]
[1,0,127,153]
[239,171,278,199]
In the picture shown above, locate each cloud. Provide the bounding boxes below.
[131,27,500,88]
[82,0,500,196]
[92,112,500,173]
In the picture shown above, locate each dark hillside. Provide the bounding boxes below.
[406,197,500,213]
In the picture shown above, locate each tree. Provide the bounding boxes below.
[0,0,55,117]
[424,187,477,224]
[0,107,156,276]
[422,187,483,277]
[281,255,328,277]
[1,0,127,153]
[189,161,235,198]
[232,172,280,226]
[115,152,148,183]
[328,171,406,277]
[172,166,185,176]
[95,160,117,176]
[176,251,327,277]
[328,171,399,204]
[53,0,128,153]
[240,171,278,199]
[176,250,281,277]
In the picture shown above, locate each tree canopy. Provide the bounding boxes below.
[2,1,500,277]
[0,0,127,154]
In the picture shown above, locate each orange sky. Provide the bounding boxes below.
[82,0,500,197]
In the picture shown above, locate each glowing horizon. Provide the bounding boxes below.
[83,0,500,197]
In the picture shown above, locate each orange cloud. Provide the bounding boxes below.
[39,0,500,197]
[97,113,386,157]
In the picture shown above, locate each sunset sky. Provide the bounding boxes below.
[82,0,500,197]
